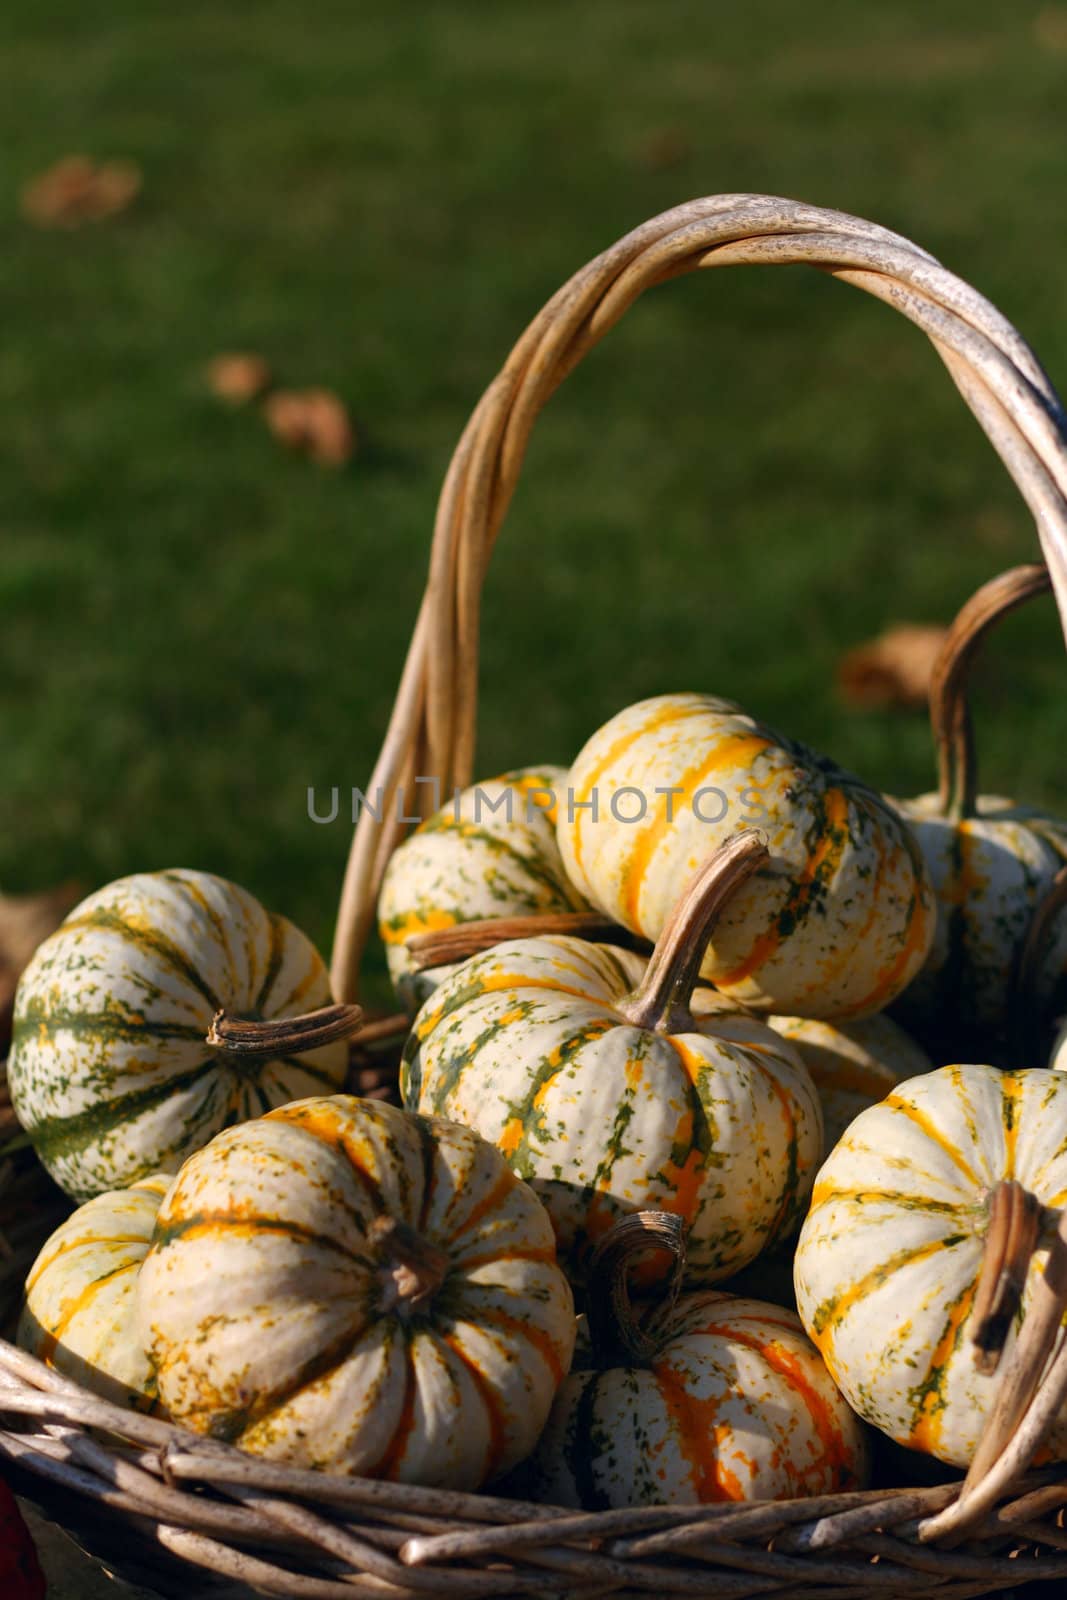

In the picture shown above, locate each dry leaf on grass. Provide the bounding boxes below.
[262,387,356,467]
[206,353,273,405]
[1035,6,1067,52]
[21,156,141,228]
[837,623,948,710]
[0,883,83,1054]
[637,127,694,171]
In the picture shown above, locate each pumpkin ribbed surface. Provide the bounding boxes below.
[557,693,933,1019]
[137,1095,575,1489]
[765,1013,932,1156]
[378,766,590,1012]
[18,1174,169,1411]
[894,794,1067,1030]
[794,1064,1067,1466]
[529,1293,868,1508]
[8,870,347,1200]
[402,935,822,1283]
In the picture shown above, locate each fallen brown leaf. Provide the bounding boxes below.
[206,353,273,405]
[637,127,694,172]
[1035,6,1067,53]
[262,387,355,467]
[0,883,83,1053]
[837,623,948,710]
[21,155,141,229]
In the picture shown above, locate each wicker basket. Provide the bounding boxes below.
[6,193,1067,1598]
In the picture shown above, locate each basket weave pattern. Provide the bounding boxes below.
[5,195,1067,1596]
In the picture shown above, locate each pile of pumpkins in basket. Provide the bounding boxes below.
[9,560,1067,1510]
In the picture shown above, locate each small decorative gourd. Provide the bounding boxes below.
[403,833,823,1284]
[764,1013,932,1156]
[8,870,354,1201]
[137,1094,575,1489]
[895,566,1067,1046]
[18,1174,169,1411]
[378,766,591,1013]
[527,1213,868,1508]
[794,1063,1067,1467]
[557,692,934,1019]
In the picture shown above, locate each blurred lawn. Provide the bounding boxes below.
[3,1,1067,998]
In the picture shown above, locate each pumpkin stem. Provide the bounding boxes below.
[206,1002,365,1058]
[586,1212,687,1367]
[971,1179,1050,1376]
[368,1215,450,1315]
[614,831,768,1033]
[931,564,1050,824]
[407,911,642,970]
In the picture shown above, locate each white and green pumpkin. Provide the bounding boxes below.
[137,1094,575,1489]
[9,870,348,1201]
[558,692,934,1020]
[529,1216,868,1507]
[893,565,1067,1039]
[795,1063,1067,1467]
[18,1173,170,1411]
[378,766,591,1013]
[402,835,823,1285]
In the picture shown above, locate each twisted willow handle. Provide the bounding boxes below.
[332,194,1067,1004]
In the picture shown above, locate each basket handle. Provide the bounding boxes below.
[332,193,1067,1005]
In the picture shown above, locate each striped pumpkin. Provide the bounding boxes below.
[8,870,348,1201]
[137,1094,575,1489]
[794,1064,1067,1466]
[764,1013,932,1157]
[558,693,934,1019]
[18,1174,169,1411]
[527,1214,868,1508]
[378,766,591,1013]
[531,1292,867,1507]
[893,567,1067,1041]
[402,836,823,1285]
[894,795,1067,1035]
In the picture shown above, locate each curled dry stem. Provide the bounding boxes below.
[207,1002,365,1058]
[931,564,1051,823]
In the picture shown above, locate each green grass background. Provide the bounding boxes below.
[3,1,1067,998]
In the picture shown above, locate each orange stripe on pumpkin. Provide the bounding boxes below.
[440,1332,509,1482]
[569,701,710,875]
[706,1325,856,1490]
[651,1359,744,1502]
[447,1166,517,1243]
[718,787,851,987]
[37,1259,139,1362]
[25,1232,151,1292]
[374,1331,419,1481]
[836,885,934,1019]
[880,1095,981,1188]
[906,1276,978,1457]
[659,1036,710,1227]
[472,1305,567,1386]
[619,734,774,928]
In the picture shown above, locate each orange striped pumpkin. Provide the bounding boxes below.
[528,1217,868,1507]
[378,766,591,1013]
[557,693,934,1019]
[794,1064,1067,1466]
[18,1174,170,1411]
[403,836,823,1284]
[136,1095,575,1489]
